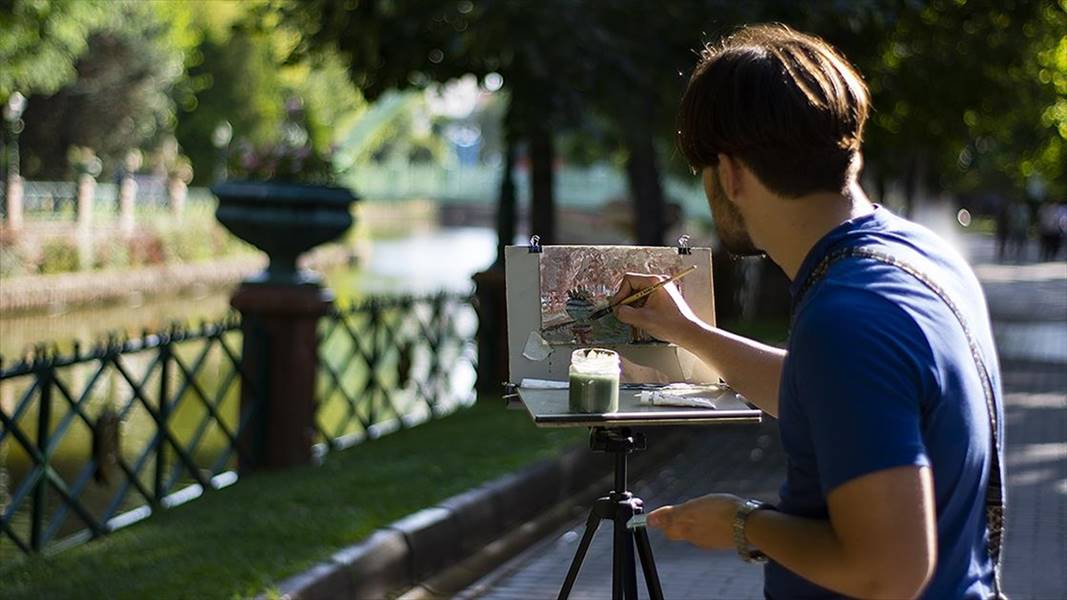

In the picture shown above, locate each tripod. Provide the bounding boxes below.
[558,427,664,600]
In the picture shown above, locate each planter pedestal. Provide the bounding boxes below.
[233,282,332,471]
[212,181,357,471]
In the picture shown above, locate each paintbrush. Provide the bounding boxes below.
[541,265,698,333]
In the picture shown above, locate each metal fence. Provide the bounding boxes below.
[316,293,478,453]
[4,165,710,224]
[0,318,251,558]
[0,293,478,559]
[0,180,216,222]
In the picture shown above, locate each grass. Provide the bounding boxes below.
[0,399,583,600]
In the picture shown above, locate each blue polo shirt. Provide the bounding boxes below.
[765,207,1002,599]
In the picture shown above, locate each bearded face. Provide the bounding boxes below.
[703,166,762,256]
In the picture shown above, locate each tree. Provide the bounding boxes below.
[0,0,105,101]
[174,23,287,185]
[172,2,364,185]
[17,2,189,178]
[852,0,1066,209]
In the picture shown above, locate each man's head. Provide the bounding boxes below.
[679,24,870,253]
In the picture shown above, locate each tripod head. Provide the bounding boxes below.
[589,426,646,454]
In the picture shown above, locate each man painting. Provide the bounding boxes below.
[613,25,1003,599]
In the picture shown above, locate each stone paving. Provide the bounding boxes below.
[461,234,1067,599]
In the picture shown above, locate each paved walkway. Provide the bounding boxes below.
[462,234,1067,599]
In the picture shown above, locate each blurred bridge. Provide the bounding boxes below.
[346,163,709,215]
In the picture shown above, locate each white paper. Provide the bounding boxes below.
[519,378,570,390]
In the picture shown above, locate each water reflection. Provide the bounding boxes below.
[354,226,496,295]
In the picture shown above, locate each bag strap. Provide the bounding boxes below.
[795,246,1006,597]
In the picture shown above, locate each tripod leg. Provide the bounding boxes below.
[634,526,665,600]
[558,508,604,600]
[612,517,627,600]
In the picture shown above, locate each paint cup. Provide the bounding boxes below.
[568,348,620,413]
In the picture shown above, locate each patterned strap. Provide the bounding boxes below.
[795,247,1006,597]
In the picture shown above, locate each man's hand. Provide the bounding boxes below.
[612,273,704,345]
[646,493,745,550]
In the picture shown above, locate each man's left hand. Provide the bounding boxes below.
[646,493,744,550]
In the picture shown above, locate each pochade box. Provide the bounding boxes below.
[504,238,761,427]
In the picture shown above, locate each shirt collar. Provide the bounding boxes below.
[788,205,889,298]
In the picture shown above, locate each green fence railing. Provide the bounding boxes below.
[0,318,251,558]
[0,293,478,559]
[316,292,478,453]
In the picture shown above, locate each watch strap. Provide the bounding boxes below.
[734,498,770,563]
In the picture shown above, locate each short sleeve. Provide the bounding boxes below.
[792,288,933,495]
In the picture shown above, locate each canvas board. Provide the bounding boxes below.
[505,244,720,385]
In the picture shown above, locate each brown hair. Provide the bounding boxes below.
[678,24,870,197]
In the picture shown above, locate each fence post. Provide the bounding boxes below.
[30,366,52,552]
[0,374,10,526]
[154,341,170,505]
[232,283,332,472]
[167,177,187,221]
[118,175,137,237]
[76,173,95,232]
[4,174,23,231]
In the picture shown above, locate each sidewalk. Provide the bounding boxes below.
[461,234,1067,599]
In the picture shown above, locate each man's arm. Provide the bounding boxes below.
[674,321,786,417]
[612,273,785,416]
[747,465,937,599]
[650,465,937,600]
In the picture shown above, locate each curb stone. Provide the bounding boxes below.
[389,508,458,582]
[264,427,689,600]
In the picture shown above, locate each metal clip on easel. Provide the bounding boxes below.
[678,234,692,255]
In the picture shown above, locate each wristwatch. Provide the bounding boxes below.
[733,498,771,563]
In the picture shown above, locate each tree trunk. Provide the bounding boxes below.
[875,171,887,207]
[493,137,517,269]
[529,125,555,244]
[904,155,926,219]
[624,126,667,246]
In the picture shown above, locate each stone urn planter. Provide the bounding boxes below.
[212,181,358,285]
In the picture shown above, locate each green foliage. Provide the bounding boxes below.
[174,21,288,185]
[11,0,365,185]
[0,211,258,277]
[157,222,247,264]
[90,236,130,271]
[38,236,80,274]
[18,1,190,179]
[284,0,1065,203]
[0,232,34,277]
[172,1,365,184]
[854,0,1067,200]
[0,399,583,600]
[0,0,106,99]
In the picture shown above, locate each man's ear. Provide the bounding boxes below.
[717,154,744,203]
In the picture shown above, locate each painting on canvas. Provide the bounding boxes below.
[538,246,688,345]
